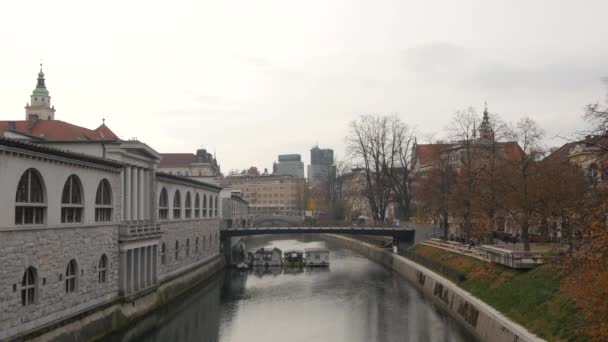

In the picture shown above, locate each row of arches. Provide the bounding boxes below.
[158,188,218,220]
[19,255,109,306]
[160,233,219,265]
[15,168,113,225]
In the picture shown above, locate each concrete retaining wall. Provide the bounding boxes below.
[326,234,545,342]
[22,255,225,342]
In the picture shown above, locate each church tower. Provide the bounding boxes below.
[479,103,492,141]
[25,64,56,120]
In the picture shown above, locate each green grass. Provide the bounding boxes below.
[413,245,587,341]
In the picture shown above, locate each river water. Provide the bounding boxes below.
[109,235,476,342]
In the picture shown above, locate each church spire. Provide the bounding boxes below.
[36,63,47,90]
[25,64,55,120]
[482,101,490,124]
[478,101,492,141]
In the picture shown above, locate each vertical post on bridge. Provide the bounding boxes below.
[393,229,416,255]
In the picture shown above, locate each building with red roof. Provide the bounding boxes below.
[159,148,222,180]
[0,66,121,142]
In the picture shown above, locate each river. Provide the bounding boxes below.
[108,234,477,342]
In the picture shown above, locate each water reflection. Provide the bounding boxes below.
[110,275,222,342]
[109,235,476,342]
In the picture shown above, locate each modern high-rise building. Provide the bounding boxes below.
[307,146,335,185]
[273,154,304,178]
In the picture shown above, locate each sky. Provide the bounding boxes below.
[1,0,607,173]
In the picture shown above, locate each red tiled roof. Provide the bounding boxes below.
[0,120,120,141]
[415,143,452,165]
[498,141,524,162]
[545,141,582,162]
[159,153,196,167]
[415,141,523,165]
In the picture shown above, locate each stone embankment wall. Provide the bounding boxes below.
[326,235,545,342]
[24,255,225,342]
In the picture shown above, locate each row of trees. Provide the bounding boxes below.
[416,111,565,251]
[342,91,608,337]
[345,109,603,252]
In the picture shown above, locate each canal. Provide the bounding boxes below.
[109,234,477,342]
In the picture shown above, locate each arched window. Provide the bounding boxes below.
[203,194,208,217]
[21,267,36,306]
[161,243,167,265]
[65,259,77,293]
[61,175,83,223]
[98,254,108,283]
[173,190,182,219]
[185,192,192,219]
[194,193,200,218]
[175,240,180,260]
[195,237,199,253]
[159,188,168,220]
[186,238,190,257]
[95,179,112,222]
[15,168,45,225]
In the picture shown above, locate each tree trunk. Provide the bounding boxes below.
[487,211,495,244]
[522,212,531,251]
[442,213,449,240]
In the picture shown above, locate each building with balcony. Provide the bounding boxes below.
[0,67,224,341]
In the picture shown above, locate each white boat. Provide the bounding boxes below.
[252,247,283,267]
[304,248,330,267]
[236,262,249,270]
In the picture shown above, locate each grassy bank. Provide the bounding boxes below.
[411,244,587,341]
[344,234,393,247]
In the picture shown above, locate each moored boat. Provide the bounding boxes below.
[252,247,283,267]
[304,248,330,267]
[282,250,304,267]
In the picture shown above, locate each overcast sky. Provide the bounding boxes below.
[1,0,607,172]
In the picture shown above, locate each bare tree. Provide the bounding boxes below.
[505,117,545,251]
[476,112,510,243]
[447,108,482,243]
[380,116,416,220]
[414,151,455,239]
[346,115,393,223]
[583,77,608,137]
[312,159,349,221]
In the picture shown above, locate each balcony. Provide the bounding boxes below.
[119,221,162,241]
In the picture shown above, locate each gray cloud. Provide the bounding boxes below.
[403,42,608,91]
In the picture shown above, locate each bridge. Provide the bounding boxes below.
[220,226,416,261]
[251,215,305,226]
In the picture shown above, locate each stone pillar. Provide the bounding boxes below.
[133,248,139,291]
[121,250,127,295]
[142,245,147,288]
[139,246,145,289]
[120,171,125,221]
[152,245,158,284]
[124,167,131,221]
[131,167,138,221]
[138,168,144,221]
[127,249,133,294]
[146,246,152,286]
